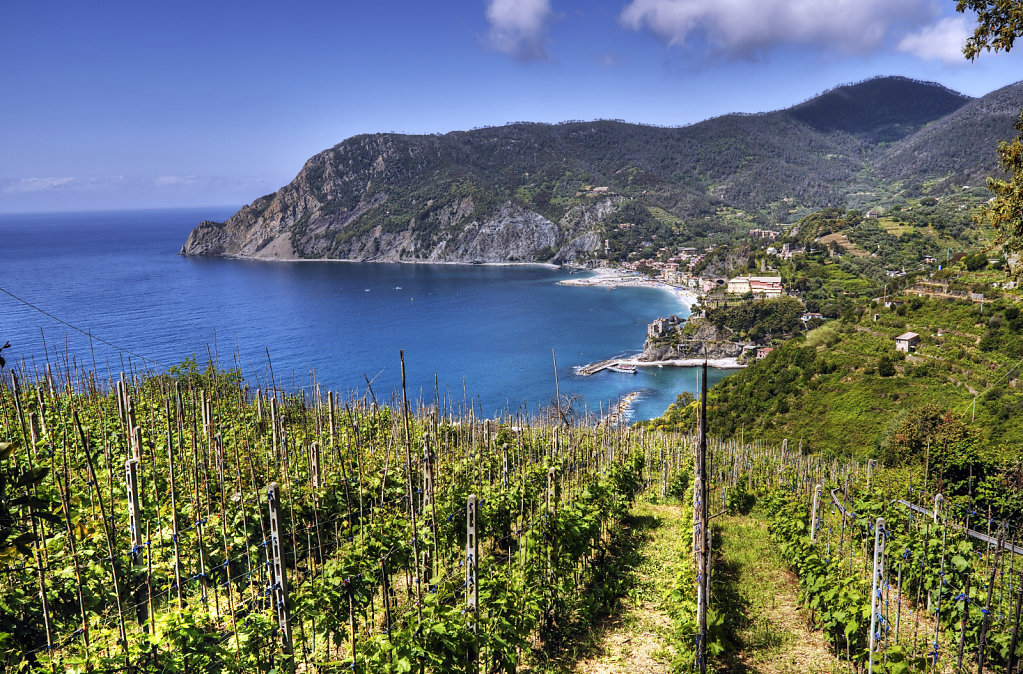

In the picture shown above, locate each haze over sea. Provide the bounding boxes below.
[1,208,731,420]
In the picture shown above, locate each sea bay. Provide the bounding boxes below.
[0,207,732,420]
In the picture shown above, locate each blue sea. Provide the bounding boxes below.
[0,208,733,420]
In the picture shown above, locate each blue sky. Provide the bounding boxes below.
[2,0,1021,213]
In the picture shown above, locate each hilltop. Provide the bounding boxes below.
[181,76,1022,264]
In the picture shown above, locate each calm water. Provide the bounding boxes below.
[0,208,732,420]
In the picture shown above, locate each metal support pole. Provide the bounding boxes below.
[267,482,293,656]
[810,484,822,542]
[868,517,886,674]
[310,441,320,490]
[466,494,479,669]
[125,459,142,556]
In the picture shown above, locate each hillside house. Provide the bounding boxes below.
[800,312,823,323]
[749,276,783,297]
[727,275,783,297]
[895,332,920,353]
[727,277,751,295]
[755,347,774,360]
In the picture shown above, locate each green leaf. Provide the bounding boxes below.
[0,442,16,460]
[15,466,48,487]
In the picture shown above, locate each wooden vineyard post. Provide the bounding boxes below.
[213,432,225,490]
[662,460,668,499]
[310,441,320,489]
[868,517,886,674]
[1009,583,1023,674]
[166,400,183,610]
[125,458,149,625]
[423,439,440,578]
[694,362,709,674]
[466,493,479,670]
[380,556,392,640]
[125,459,142,554]
[810,484,822,543]
[74,411,129,659]
[547,467,556,513]
[267,482,293,658]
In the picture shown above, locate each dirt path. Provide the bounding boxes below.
[715,515,848,674]
[570,501,686,674]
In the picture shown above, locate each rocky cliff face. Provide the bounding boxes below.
[638,319,744,361]
[179,132,613,263]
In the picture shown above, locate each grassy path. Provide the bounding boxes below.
[561,505,848,674]
[714,514,847,674]
[569,501,687,673]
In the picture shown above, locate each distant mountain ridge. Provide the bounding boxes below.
[181,76,1023,264]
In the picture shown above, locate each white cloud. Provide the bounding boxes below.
[897,15,972,64]
[3,177,76,193]
[619,0,939,59]
[154,175,200,188]
[1,176,126,194]
[485,0,554,61]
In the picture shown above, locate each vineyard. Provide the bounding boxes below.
[1,358,1022,673]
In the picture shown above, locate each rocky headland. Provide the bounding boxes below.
[634,317,746,365]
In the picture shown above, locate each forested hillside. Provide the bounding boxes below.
[181,76,1023,264]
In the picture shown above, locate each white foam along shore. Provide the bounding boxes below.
[557,266,698,313]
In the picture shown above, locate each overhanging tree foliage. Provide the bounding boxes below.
[957,0,1023,276]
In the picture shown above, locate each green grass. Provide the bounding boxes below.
[714,513,847,673]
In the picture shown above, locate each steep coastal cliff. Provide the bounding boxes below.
[638,318,745,362]
[179,131,618,263]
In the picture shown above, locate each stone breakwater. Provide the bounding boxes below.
[602,391,641,426]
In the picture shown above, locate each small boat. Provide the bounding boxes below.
[608,364,637,374]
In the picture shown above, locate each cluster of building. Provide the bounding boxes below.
[619,245,712,281]
[725,275,784,298]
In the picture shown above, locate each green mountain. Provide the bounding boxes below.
[787,76,970,142]
[181,76,1022,263]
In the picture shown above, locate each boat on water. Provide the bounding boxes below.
[608,363,637,374]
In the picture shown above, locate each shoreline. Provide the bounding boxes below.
[561,267,745,372]
[556,266,698,313]
[183,252,560,270]
[621,356,745,369]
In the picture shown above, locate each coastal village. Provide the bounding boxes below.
[564,215,1021,383]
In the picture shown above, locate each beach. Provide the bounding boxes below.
[557,267,699,312]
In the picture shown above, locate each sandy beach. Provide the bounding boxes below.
[557,266,699,312]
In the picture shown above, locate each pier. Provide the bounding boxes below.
[578,358,629,375]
